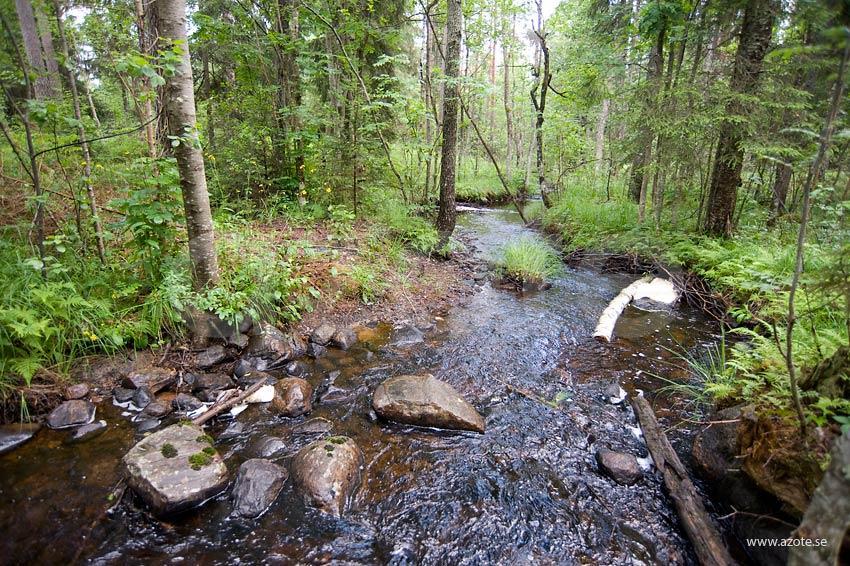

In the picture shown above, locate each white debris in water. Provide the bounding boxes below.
[230,404,248,417]
[186,404,211,420]
[243,384,275,404]
[632,277,679,305]
[637,456,654,471]
[628,426,644,442]
[113,399,133,409]
[608,386,627,405]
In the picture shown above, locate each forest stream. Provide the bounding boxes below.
[0,206,720,564]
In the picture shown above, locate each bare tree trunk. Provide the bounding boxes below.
[35,2,59,94]
[54,0,106,263]
[503,30,513,182]
[435,0,462,246]
[157,0,220,289]
[422,8,433,201]
[531,2,551,207]
[704,0,776,236]
[135,0,158,158]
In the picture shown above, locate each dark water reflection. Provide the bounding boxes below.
[0,205,718,565]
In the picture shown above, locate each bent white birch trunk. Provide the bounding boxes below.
[594,277,679,342]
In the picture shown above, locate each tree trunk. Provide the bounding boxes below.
[631,29,665,205]
[279,0,304,192]
[135,0,158,158]
[435,0,462,246]
[595,98,610,175]
[157,0,220,289]
[14,0,55,99]
[703,0,776,236]
[503,32,513,182]
[54,0,106,263]
[35,2,59,94]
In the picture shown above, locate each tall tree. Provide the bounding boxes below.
[14,0,57,99]
[435,0,462,245]
[703,0,777,236]
[156,0,220,289]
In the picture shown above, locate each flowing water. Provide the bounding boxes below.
[0,206,719,565]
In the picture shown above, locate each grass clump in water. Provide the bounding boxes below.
[498,237,561,287]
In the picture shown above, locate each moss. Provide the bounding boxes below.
[188,451,213,470]
[196,434,214,445]
[161,443,178,458]
[324,444,335,452]
[202,446,216,456]
[178,419,193,427]
[328,436,347,445]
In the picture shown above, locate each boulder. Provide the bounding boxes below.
[291,436,363,516]
[244,323,306,370]
[122,367,175,390]
[65,383,90,400]
[182,307,246,346]
[596,449,643,485]
[172,393,205,412]
[272,378,313,417]
[70,420,108,442]
[232,459,288,518]
[310,323,336,346]
[0,423,40,455]
[196,344,228,369]
[330,327,357,350]
[46,400,96,430]
[123,423,228,515]
[372,374,485,433]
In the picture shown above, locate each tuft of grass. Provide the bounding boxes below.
[498,237,562,285]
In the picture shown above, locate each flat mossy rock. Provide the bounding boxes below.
[291,436,363,516]
[123,423,228,516]
[372,374,485,433]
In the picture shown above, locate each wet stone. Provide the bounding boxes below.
[137,419,162,433]
[372,374,485,433]
[255,436,288,458]
[331,327,357,350]
[244,323,306,370]
[291,436,363,516]
[285,360,308,377]
[123,423,228,516]
[65,383,90,400]
[389,324,425,348]
[232,359,254,379]
[596,449,643,485]
[143,401,171,418]
[292,417,333,436]
[237,370,277,388]
[307,342,327,358]
[220,421,246,440]
[232,459,288,518]
[196,344,228,369]
[310,323,336,346]
[122,367,174,390]
[132,387,153,409]
[272,378,313,417]
[192,373,233,393]
[47,400,96,430]
[0,423,40,454]
[113,387,135,403]
[197,389,226,403]
[172,393,204,412]
[70,420,107,442]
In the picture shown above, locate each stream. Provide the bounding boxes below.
[0,205,720,565]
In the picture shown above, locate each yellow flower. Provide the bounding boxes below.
[325,187,331,193]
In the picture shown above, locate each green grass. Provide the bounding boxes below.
[498,237,562,285]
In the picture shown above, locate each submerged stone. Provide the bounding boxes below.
[292,417,333,436]
[291,436,363,516]
[47,400,96,430]
[596,449,643,485]
[123,423,228,516]
[272,378,313,417]
[232,459,288,518]
[372,374,485,433]
[70,420,108,442]
[330,327,357,350]
[0,423,40,454]
[388,324,424,348]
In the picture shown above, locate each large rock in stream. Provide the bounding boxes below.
[243,323,306,370]
[291,436,363,516]
[123,423,228,516]
[46,400,96,429]
[271,378,313,417]
[372,374,485,433]
[231,459,288,518]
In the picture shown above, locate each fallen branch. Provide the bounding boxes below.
[192,380,266,426]
[631,395,734,566]
[593,277,679,341]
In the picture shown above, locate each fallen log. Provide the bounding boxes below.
[594,277,679,342]
[192,380,266,426]
[631,395,734,566]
